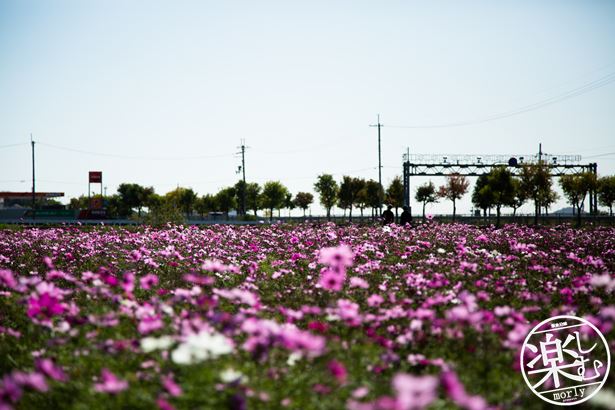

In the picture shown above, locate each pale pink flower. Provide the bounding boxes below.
[161,374,182,397]
[350,277,369,289]
[140,274,159,290]
[94,369,128,394]
[319,245,354,268]
[393,373,438,410]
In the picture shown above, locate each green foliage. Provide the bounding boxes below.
[598,175,615,216]
[293,192,314,216]
[338,177,365,221]
[260,181,289,221]
[194,194,217,218]
[234,180,247,215]
[117,183,155,218]
[144,200,185,225]
[314,174,339,220]
[246,182,262,217]
[363,179,384,212]
[560,172,598,225]
[519,162,556,222]
[385,176,404,213]
[415,181,438,219]
[215,187,237,218]
[165,187,198,217]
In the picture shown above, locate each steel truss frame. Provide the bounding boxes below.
[402,154,598,214]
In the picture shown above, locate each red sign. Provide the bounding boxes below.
[89,171,102,183]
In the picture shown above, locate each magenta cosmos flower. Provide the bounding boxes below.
[27,282,66,319]
[94,369,128,394]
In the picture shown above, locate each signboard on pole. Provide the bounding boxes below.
[89,171,102,183]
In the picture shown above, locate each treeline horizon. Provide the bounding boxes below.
[56,164,615,225]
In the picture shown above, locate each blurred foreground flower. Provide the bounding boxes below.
[94,369,128,394]
[171,330,233,365]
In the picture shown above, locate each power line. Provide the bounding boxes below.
[37,142,237,161]
[387,70,615,129]
[0,142,28,149]
[584,152,615,159]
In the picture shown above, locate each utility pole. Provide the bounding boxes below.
[236,140,248,215]
[538,142,542,163]
[31,134,36,220]
[369,115,383,212]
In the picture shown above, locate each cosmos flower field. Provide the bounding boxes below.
[0,222,614,409]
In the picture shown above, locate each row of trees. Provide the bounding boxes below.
[313,174,404,221]
[412,164,615,226]
[69,174,402,222]
[70,181,315,221]
[68,165,615,224]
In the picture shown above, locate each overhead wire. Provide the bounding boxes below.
[0,142,28,149]
[386,69,615,129]
[37,142,237,161]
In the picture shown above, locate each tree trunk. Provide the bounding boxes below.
[269,208,273,222]
[395,207,399,224]
[577,203,582,227]
[452,199,456,221]
[327,208,331,221]
[422,202,426,220]
[496,205,501,228]
[349,206,353,222]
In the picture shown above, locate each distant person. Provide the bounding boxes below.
[382,205,394,225]
[400,206,412,226]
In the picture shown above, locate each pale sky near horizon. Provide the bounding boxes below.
[1,0,615,216]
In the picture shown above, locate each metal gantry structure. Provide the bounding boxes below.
[402,150,599,214]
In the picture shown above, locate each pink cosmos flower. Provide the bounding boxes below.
[161,374,182,397]
[319,270,344,292]
[27,282,66,320]
[140,274,159,290]
[138,315,164,335]
[157,396,176,410]
[94,369,128,394]
[392,373,438,410]
[319,245,354,268]
[130,250,142,261]
[121,272,135,295]
[12,372,48,392]
[36,358,68,382]
[440,371,488,410]
[43,256,54,269]
[367,294,384,307]
[0,373,22,403]
[328,360,348,384]
[0,269,17,289]
[350,277,369,289]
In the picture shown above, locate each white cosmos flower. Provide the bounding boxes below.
[171,330,233,365]
[141,336,175,353]
[287,352,303,367]
[220,368,246,383]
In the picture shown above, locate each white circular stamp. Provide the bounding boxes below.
[520,315,610,406]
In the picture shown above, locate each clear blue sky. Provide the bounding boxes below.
[1,0,614,215]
